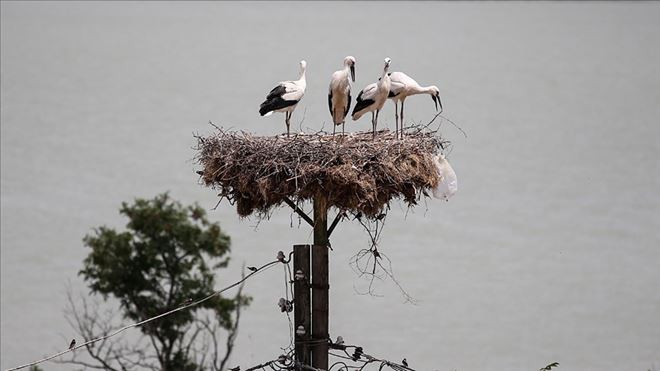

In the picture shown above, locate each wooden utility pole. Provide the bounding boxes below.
[293,244,311,367]
[312,194,329,370]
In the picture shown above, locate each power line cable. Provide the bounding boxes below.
[5,258,282,371]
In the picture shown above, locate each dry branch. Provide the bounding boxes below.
[195,127,449,220]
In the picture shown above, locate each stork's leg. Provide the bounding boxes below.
[395,102,399,139]
[342,121,345,136]
[285,111,291,138]
[400,100,405,139]
[333,121,336,136]
[375,109,380,138]
[371,111,376,139]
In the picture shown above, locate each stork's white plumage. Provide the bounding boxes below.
[388,71,442,139]
[352,57,392,138]
[328,56,356,135]
[259,60,307,137]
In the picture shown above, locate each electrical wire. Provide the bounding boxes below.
[9,247,419,371]
[5,259,282,371]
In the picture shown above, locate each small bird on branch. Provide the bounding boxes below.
[540,362,559,371]
[68,339,76,350]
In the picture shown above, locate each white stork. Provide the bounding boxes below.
[328,56,356,135]
[388,71,442,139]
[351,57,392,138]
[259,60,307,137]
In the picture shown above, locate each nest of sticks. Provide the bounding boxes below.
[195,126,449,219]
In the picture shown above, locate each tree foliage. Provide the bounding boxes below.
[76,193,248,371]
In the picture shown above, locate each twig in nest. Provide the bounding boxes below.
[349,212,416,304]
[437,114,467,139]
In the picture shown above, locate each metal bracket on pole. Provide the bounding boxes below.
[284,197,314,227]
[327,211,346,237]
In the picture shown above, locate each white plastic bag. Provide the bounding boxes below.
[432,154,457,201]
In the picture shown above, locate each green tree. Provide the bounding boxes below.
[69,193,248,371]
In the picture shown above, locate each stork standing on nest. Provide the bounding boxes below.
[328,56,356,135]
[259,60,307,138]
[388,71,442,139]
[352,57,392,139]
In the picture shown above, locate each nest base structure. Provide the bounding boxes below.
[195,128,448,219]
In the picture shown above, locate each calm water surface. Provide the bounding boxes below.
[2,2,659,371]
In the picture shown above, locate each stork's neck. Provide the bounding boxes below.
[296,68,306,90]
[381,65,390,79]
[415,85,435,95]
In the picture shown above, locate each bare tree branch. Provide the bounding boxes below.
[56,270,249,371]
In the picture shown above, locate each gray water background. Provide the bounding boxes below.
[2,2,659,370]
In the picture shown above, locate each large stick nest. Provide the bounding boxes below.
[195,127,449,219]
